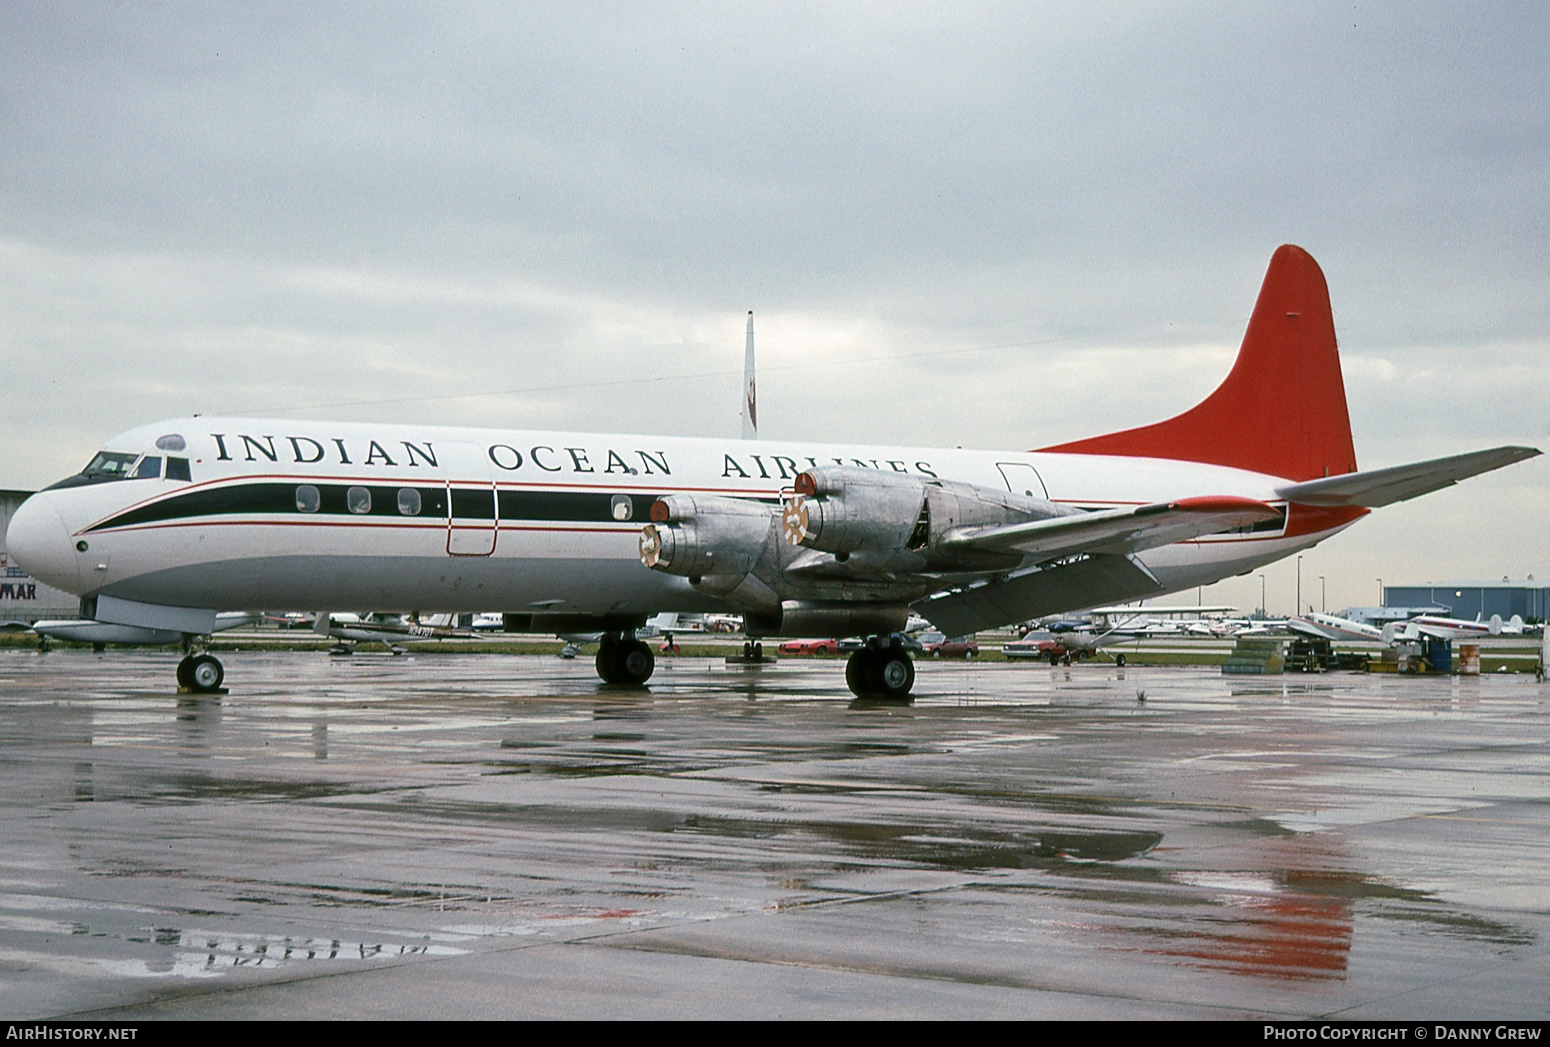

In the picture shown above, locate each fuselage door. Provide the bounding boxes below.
[996,462,1050,500]
[442,443,498,556]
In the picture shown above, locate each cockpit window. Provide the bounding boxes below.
[43,450,164,492]
[81,452,141,480]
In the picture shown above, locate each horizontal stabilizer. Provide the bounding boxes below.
[1274,446,1540,508]
[941,496,1282,563]
[915,554,1165,637]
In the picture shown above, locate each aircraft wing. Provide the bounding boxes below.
[1274,446,1540,508]
[914,554,1166,637]
[939,496,1282,562]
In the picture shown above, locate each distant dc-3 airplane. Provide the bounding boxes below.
[6,246,1539,698]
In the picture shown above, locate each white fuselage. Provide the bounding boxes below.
[6,417,1358,622]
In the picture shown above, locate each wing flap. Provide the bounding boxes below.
[913,554,1166,637]
[941,495,1282,562]
[1275,446,1540,508]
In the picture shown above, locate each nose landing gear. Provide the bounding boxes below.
[176,652,225,693]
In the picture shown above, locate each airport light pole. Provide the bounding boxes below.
[1258,574,1266,618]
[1377,578,1383,606]
[1297,556,1302,615]
[1320,576,1326,614]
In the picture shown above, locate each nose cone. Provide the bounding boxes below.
[6,493,82,595]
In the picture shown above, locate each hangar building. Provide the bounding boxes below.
[1381,580,1549,623]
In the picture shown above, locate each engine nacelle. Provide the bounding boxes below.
[639,494,774,579]
[786,466,1068,571]
[787,468,928,560]
[744,601,910,639]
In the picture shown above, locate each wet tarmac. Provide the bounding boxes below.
[1,648,1546,1019]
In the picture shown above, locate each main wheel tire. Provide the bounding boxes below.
[596,644,621,684]
[1115,653,1127,668]
[176,656,194,689]
[845,650,872,696]
[874,651,914,700]
[617,639,655,685]
[187,654,223,692]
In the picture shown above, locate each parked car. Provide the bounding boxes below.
[1002,630,1124,666]
[1003,630,1068,663]
[917,631,979,658]
[778,638,841,655]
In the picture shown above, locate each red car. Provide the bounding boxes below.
[778,638,841,655]
[918,631,979,658]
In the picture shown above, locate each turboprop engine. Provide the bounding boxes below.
[638,493,786,615]
[638,494,774,579]
[780,466,1074,572]
[638,490,929,635]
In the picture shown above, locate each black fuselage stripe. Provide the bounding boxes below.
[84,483,756,531]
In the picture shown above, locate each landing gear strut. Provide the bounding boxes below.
[844,636,915,700]
[595,634,655,686]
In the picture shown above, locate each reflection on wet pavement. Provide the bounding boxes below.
[0,649,1545,1018]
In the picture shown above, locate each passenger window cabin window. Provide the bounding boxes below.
[610,494,634,521]
[295,485,321,513]
[397,488,422,516]
[166,457,191,482]
[347,486,372,514]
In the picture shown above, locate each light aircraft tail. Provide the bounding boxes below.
[1041,244,1358,482]
[741,311,757,440]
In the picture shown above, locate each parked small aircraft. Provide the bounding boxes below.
[1287,612,1384,643]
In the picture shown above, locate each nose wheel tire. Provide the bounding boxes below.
[177,654,224,693]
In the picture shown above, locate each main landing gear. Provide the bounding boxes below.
[844,636,915,701]
[595,634,655,686]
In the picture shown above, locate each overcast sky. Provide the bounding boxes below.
[3,1,1546,615]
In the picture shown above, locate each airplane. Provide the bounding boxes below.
[741,311,758,440]
[554,611,678,660]
[29,611,254,652]
[1380,613,1519,644]
[1003,626,1132,665]
[1287,611,1384,643]
[303,611,476,655]
[1086,603,1242,637]
[5,245,1540,699]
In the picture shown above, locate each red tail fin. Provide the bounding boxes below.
[1040,245,1358,482]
